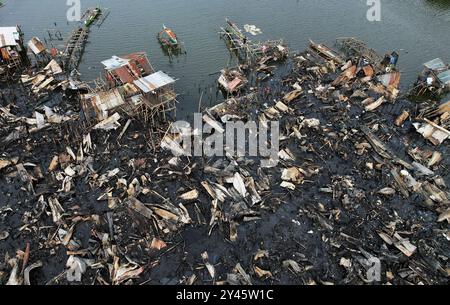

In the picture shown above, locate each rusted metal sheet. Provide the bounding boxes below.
[363,65,374,77]
[114,66,135,84]
[378,71,401,88]
[136,56,153,75]
[229,78,243,92]
[127,60,142,79]
[123,52,153,75]
[102,52,154,85]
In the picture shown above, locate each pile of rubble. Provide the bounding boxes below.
[0,35,449,286]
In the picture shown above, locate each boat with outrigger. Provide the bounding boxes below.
[158,25,182,49]
[158,25,184,55]
[84,6,102,28]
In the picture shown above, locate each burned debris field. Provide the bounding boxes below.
[1,2,450,287]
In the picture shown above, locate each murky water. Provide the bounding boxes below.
[1,0,449,118]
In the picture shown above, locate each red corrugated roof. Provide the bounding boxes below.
[114,66,134,84]
[105,52,154,85]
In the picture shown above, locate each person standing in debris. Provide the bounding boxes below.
[390,51,399,67]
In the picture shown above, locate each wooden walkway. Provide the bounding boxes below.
[62,27,89,72]
[336,37,385,69]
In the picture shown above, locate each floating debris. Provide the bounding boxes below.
[220,18,288,65]
[244,24,262,36]
[218,67,248,93]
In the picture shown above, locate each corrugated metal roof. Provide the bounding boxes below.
[0,27,20,48]
[133,71,175,93]
[28,37,46,55]
[114,66,135,84]
[423,58,446,71]
[101,55,129,71]
[122,52,153,75]
[102,52,154,85]
[136,55,153,75]
[437,70,450,85]
[81,88,125,121]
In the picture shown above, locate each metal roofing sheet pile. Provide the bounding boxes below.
[94,89,125,115]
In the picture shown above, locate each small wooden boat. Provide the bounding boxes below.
[158,25,179,49]
[85,7,102,27]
